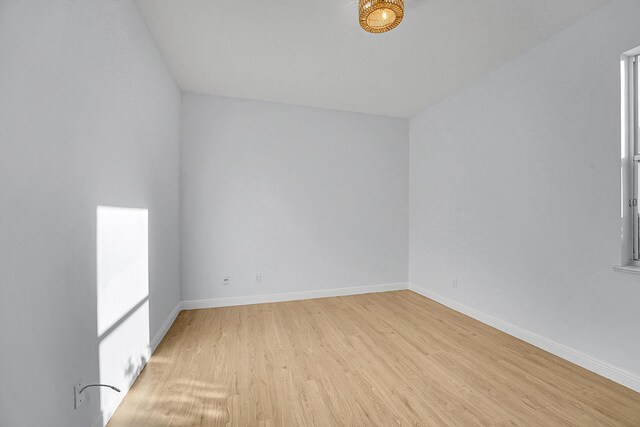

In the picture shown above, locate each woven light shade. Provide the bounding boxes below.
[359,0,404,33]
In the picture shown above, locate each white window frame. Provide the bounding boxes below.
[620,48,640,268]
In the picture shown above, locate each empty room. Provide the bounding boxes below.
[2,0,640,425]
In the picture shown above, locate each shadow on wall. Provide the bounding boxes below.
[95,206,151,423]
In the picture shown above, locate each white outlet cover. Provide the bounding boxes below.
[255,273,261,284]
[223,276,230,286]
[74,379,83,409]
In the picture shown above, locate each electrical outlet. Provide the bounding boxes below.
[255,273,262,284]
[74,379,83,409]
[453,278,458,289]
[222,276,230,286]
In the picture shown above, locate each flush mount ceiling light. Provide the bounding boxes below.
[359,0,404,34]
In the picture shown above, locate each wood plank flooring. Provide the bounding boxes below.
[108,290,640,426]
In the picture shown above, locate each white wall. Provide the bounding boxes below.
[409,0,640,385]
[180,94,408,301]
[4,0,638,424]
[0,1,180,426]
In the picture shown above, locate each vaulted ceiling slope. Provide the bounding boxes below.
[137,0,611,118]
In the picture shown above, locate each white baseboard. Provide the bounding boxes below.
[150,302,182,353]
[409,283,640,393]
[181,282,409,310]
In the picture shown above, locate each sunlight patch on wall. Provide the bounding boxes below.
[97,206,150,423]
[97,206,149,336]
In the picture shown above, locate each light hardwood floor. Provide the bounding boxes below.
[108,290,640,426]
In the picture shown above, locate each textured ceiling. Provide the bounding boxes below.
[137,0,611,118]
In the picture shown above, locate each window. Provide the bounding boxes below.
[633,55,640,262]
[621,49,640,267]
